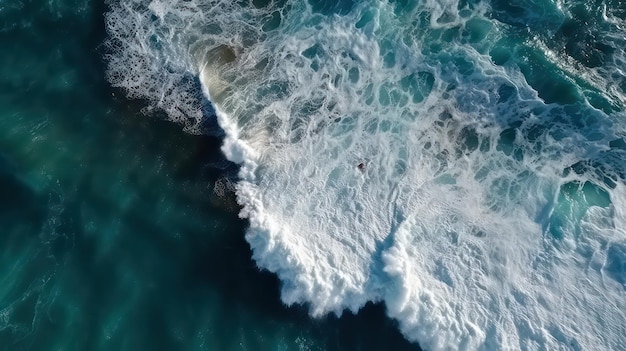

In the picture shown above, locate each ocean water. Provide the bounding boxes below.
[3,0,626,350]
[0,1,416,350]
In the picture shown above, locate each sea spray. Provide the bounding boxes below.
[105,0,626,349]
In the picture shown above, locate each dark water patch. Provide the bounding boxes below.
[308,0,355,16]
[262,10,282,32]
[464,18,492,43]
[400,72,434,104]
[490,0,564,31]
[553,3,616,68]
[516,46,581,105]
[606,0,626,19]
[584,90,619,114]
[0,158,45,234]
[565,146,626,190]
[497,84,516,103]
[489,39,513,66]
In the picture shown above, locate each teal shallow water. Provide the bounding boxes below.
[0,1,417,350]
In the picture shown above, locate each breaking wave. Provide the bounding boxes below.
[104,0,626,349]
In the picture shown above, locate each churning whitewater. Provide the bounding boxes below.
[104,0,626,350]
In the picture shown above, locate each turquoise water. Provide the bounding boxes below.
[0,1,416,350]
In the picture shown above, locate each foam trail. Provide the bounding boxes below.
[105,0,626,349]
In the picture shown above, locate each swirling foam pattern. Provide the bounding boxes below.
[105,0,626,349]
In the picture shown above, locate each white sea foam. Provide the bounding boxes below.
[105,0,626,350]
